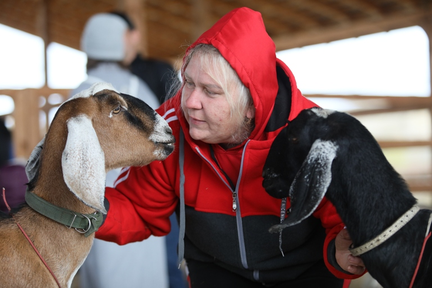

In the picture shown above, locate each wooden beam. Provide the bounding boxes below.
[273,10,430,51]
[304,94,432,115]
[340,0,382,17]
[409,184,432,192]
[379,141,432,148]
[192,0,210,40]
[305,94,432,100]
[229,0,318,29]
[406,175,432,192]
[289,0,350,23]
[36,0,49,87]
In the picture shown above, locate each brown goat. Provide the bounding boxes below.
[0,83,175,288]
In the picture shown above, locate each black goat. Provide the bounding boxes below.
[262,107,432,288]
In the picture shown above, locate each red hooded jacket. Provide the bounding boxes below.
[97,7,357,283]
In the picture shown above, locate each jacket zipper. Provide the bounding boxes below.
[232,192,237,211]
[196,147,233,192]
[235,141,250,269]
[195,141,250,269]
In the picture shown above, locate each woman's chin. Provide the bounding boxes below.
[189,129,206,142]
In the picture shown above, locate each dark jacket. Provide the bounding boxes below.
[130,55,176,104]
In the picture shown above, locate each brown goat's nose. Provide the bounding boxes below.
[165,126,173,135]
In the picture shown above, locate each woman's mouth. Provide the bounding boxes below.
[189,116,205,125]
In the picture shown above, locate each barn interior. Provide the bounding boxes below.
[1,1,431,287]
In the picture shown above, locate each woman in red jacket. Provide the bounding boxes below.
[96,7,365,287]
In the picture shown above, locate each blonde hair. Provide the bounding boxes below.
[181,44,255,145]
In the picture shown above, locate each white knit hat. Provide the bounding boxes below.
[81,13,128,61]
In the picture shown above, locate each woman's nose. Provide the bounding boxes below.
[185,89,202,109]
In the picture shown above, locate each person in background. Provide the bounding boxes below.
[95,7,366,288]
[109,11,177,104]
[131,55,177,104]
[70,13,159,108]
[70,12,169,288]
[0,118,27,213]
[109,10,187,288]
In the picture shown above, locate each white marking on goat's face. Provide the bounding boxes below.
[150,113,175,158]
[311,107,335,118]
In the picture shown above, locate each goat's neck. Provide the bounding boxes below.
[32,121,96,215]
[328,182,417,246]
[327,166,416,245]
[324,146,418,245]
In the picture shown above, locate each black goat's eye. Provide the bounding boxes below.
[289,137,298,143]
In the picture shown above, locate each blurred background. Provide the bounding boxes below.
[1,1,431,287]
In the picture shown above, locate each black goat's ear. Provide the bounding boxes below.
[269,139,338,232]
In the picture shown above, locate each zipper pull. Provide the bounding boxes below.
[232,192,237,212]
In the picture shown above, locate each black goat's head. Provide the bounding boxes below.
[262,108,342,230]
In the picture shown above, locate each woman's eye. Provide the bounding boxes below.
[205,88,223,97]
[205,89,215,95]
[184,79,194,87]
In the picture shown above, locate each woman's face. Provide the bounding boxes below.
[181,55,253,145]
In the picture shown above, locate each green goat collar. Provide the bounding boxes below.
[25,190,103,237]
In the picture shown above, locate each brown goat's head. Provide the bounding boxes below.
[27,83,175,214]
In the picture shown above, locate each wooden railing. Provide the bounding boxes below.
[0,87,70,159]
[1,88,431,194]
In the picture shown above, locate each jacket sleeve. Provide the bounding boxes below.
[96,156,178,245]
[313,197,364,279]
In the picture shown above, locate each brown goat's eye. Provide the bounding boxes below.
[290,137,298,143]
[112,106,121,114]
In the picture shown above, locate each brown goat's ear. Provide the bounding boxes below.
[269,139,338,233]
[26,137,45,183]
[62,115,107,214]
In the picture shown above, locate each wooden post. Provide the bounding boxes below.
[119,0,147,57]
[12,90,41,159]
[36,0,49,87]
[419,9,432,192]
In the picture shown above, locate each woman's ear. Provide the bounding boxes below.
[246,105,255,119]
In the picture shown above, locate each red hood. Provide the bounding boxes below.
[168,7,314,142]
[186,7,277,139]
